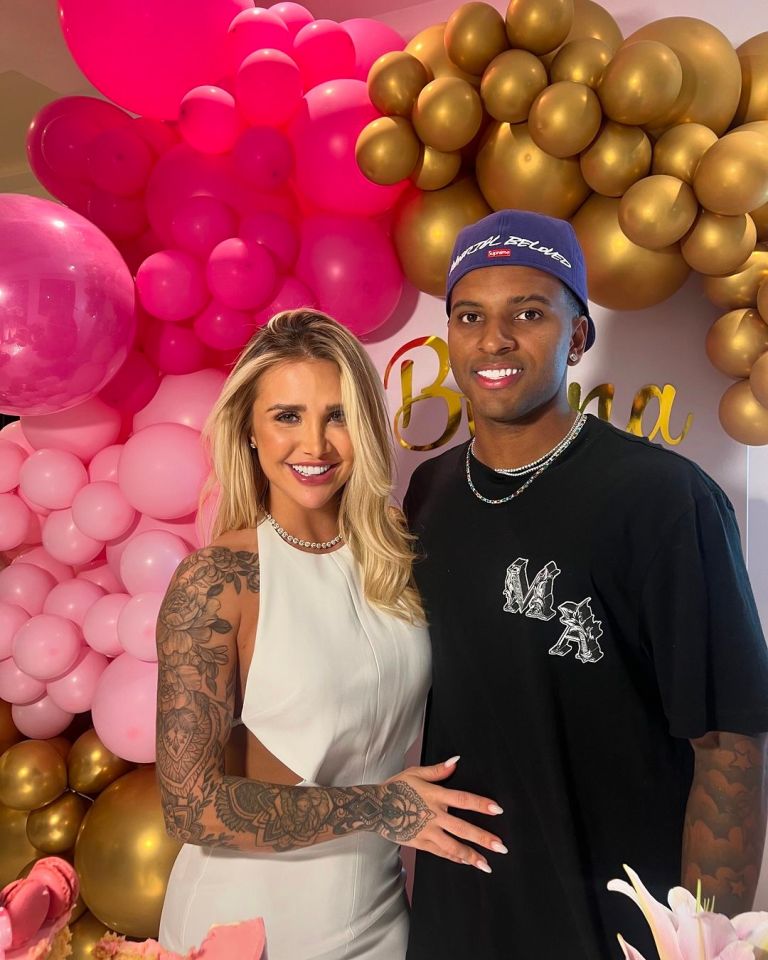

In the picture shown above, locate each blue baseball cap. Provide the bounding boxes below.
[445,209,595,350]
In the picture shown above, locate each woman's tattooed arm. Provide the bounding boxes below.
[155,547,434,851]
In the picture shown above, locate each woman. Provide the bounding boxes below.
[157,310,505,959]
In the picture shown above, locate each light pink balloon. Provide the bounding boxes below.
[72,481,137,541]
[136,250,209,323]
[0,563,56,614]
[17,491,50,519]
[118,592,162,661]
[171,196,238,259]
[119,530,190,595]
[47,648,108,713]
[77,562,124,594]
[240,212,298,271]
[18,449,88,510]
[12,695,73,739]
[106,512,197,575]
[82,592,130,656]
[12,547,72,583]
[133,369,226,432]
[0,602,28,661]
[0,422,34,454]
[293,20,356,90]
[0,494,34,551]
[252,274,317,327]
[271,2,314,38]
[194,301,255,351]
[232,127,293,191]
[99,352,160,417]
[13,613,83,681]
[119,423,207,519]
[235,50,303,127]
[0,657,46,704]
[87,125,155,197]
[227,7,292,71]
[42,509,104,565]
[21,396,121,461]
[342,19,405,80]
[179,86,242,155]
[0,441,26,492]
[91,653,158,762]
[43,577,105,626]
[88,444,123,483]
[207,237,279,311]
[141,321,208,375]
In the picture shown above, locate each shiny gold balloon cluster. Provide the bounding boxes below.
[358,3,768,444]
[0,717,181,957]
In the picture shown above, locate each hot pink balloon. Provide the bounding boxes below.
[232,127,293,191]
[77,562,124,594]
[47,648,108,713]
[43,577,105,626]
[141,322,208,375]
[240,212,298,271]
[91,653,158,762]
[99,352,160,417]
[12,547,72,583]
[42,509,104,566]
[118,592,162,662]
[227,8,292,71]
[342,19,405,80]
[252,275,317,327]
[293,20,356,90]
[295,214,403,335]
[72,481,137,541]
[88,444,123,483]
[0,494,34,551]
[0,441,26,493]
[119,423,207,519]
[171,196,238,259]
[235,50,303,127]
[0,563,56,615]
[86,187,148,241]
[179,86,242,155]
[0,658,46,705]
[271,2,314,38]
[13,613,83,681]
[87,125,155,197]
[12,695,73,739]
[0,602,28,661]
[18,449,88,510]
[207,237,279,311]
[119,530,191,595]
[0,195,136,417]
[136,250,209,323]
[21,396,122,461]
[83,592,129,657]
[194,301,255,351]
[133,368,226,432]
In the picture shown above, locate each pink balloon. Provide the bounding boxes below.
[194,301,255,351]
[99,352,160,417]
[21,396,121,461]
[232,127,293,191]
[82,592,129,656]
[91,653,158,762]
[87,444,123,483]
[87,126,155,196]
[0,602,28,661]
[59,0,253,119]
[252,274,317,327]
[119,530,191,595]
[133,369,226,432]
[85,187,148,241]
[12,695,73,739]
[47,648,108,713]
[227,8,292,71]
[18,449,88,510]
[43,577,105,625]
[342,19,405,80]
[35,97,129,183]
[13,613,83,681]
[42,509,104,565]
[0,421,34,454]
[0,195,136,417]
[290,79,406,216]
[179,86,242,155]
[141,322,208,375]
[235,50,303,127]
[0,494,34,551]
[119,424,207,520]
[271,2,314,38]
[293,20,356,90]
[295,214,403,335]
[17,490,49,519]
[105,513,197,575]
[0,563,56,615]
[0,658,46,704]
[171,196,238,259]
[77,562,124,594]
[207,238,279,311]
[72,481,137,541]
[240,212,298,271]
[132,115,180,157]
[118,592,162,661]
[0,441,26,493]
[12,547,73,583]
[136,250,209,323]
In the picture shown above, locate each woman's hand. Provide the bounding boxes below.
[377,757,506,874]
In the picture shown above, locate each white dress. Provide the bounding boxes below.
[159,519,431,959]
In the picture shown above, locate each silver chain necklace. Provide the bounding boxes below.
[494,413,587,476]
[265,512,343,550]
[465,414,587,506]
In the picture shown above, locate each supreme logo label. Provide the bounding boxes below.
[487,249,512,259]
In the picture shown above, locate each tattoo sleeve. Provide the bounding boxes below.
[155,547,434,852]
[682,731,768,915]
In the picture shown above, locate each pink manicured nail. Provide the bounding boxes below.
[445,755,460,767]
[489,803,504,815]
[476,861,492,874]
[492,842,508,854]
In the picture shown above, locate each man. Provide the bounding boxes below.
[404,209,768,960]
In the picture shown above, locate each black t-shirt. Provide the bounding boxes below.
[404,415,768,960]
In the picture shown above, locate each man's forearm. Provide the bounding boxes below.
[683,731,767,915]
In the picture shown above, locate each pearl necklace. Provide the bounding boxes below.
[465,413,587,506]
[265,512,343,551]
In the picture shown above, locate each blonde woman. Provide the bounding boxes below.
[156,311,505,960]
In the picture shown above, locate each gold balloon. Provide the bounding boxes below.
[598,41,682,126]
[393,177,491,296]
[693,132,768,217]
[749,349,768,408]
[405,23,480,87]
[545,0,623,64]
[0,700,21,756]
[580,121,652,197]
[706,309,768,378]
[550,38,612,88]
[0,739,68,811]
[476,120,591,217]
[412,77,484,152]
[0,803,38,887]
[703,246,768,310]
[719,380,768,445]
[45,737,71,761]
[651,123,719,184]
[356,116,421,185]
[411,145,462,190]
[734,32,768,127]
[681,212,757,277]
[528,81,602,158]
[69,911,114,960]
[751,202,768,242]
[367,51,429,117]
[67,730,133,796]
[505,0,575,56]
[75,767,182,938]
[26,790,91,854]
[571,194,690,309]
[445,2,509,76]
[759,279,768,322]
[619,175,698,249]
[625,18,741,135]
[480,49,548,123]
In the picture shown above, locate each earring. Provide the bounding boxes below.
[569,352,579,362]
[249,438,256,449]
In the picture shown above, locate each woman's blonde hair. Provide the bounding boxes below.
[201,309,423,623]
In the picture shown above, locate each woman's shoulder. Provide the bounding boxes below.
[171,530,261,592]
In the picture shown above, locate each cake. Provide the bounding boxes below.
[93,919,267,960]
[0,858,79,960]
